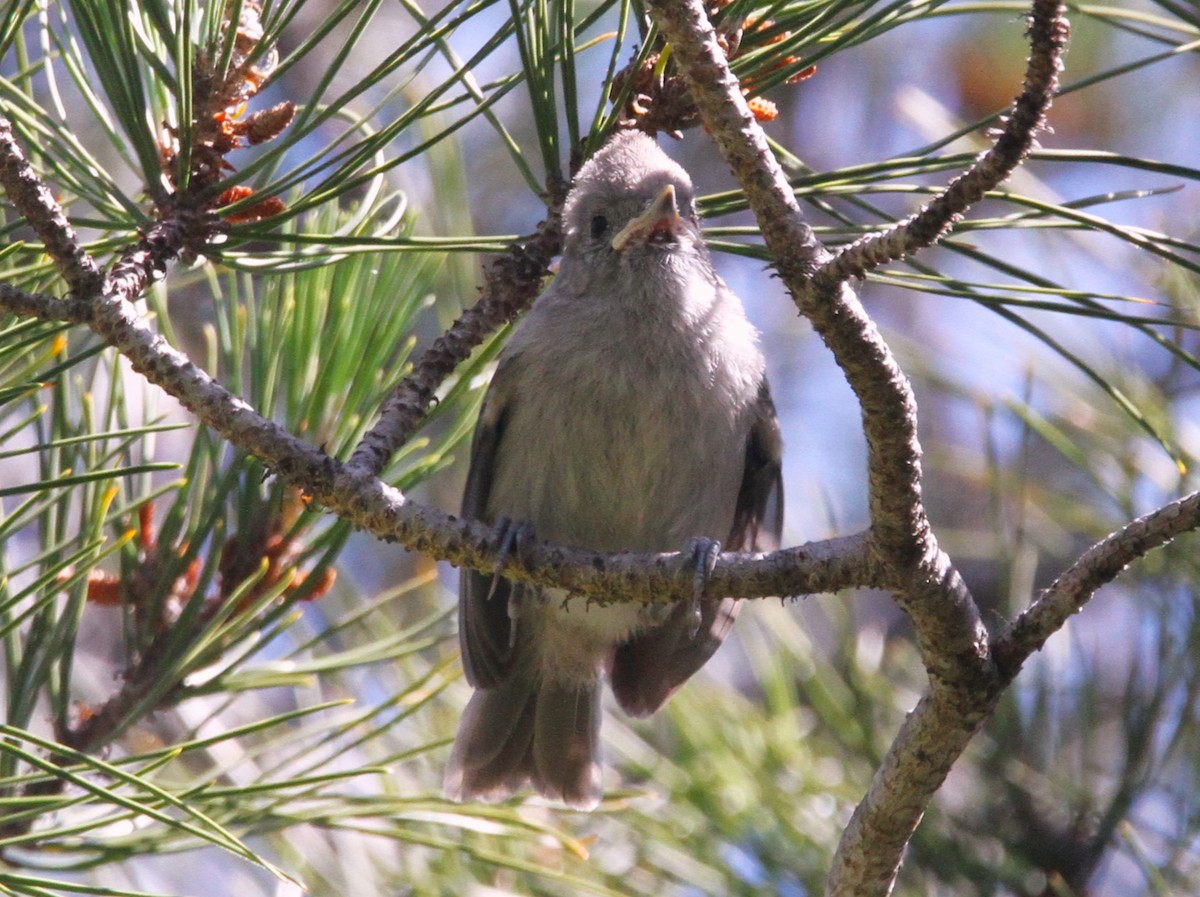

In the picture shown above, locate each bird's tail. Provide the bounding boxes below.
[444,669,602,810]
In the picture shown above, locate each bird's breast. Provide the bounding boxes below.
[486,320,755,555]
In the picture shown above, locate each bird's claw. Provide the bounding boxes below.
[487,517,536,583]
[487,517,537,648]
[685,537,721,639]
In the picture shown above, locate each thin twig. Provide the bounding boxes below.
[0,283,93,324]
[0,119,104,296]
[995,489,1200,679]
[347,208,564,477]
[814,0,1070,285]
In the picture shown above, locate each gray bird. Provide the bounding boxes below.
[445,130,783,810]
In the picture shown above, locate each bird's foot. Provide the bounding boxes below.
[488,517,537,648]
[684,537,721,638]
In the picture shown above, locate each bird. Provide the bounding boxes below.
[445,129,783,810]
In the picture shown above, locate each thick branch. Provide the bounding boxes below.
[0,258,873,605]
[643,3,1070,896]
[639,3,924,560]
[18,265,877,600]
[827,688,1001,896]
[106,203,218,302]
[830,490,1200,894]
[643,0,988,683]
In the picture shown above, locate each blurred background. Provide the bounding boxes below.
[1,1,1199,895]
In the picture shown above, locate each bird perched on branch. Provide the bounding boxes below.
[446,129,783,810]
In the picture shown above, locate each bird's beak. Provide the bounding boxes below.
[611,184,684,251]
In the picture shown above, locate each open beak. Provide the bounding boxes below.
[611,184,684,251]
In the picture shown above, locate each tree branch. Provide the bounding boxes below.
[0,117,885,625]
[0,283,93,324]
[0,133,873,611]
[827,688,1001,895]
[346,209,564,477]
[994,489,1200,680]
[0,119,104,297]
[641,1,1073,895]
[643,0,989,682]
[93,244,877,609]
[815,0,1070,285]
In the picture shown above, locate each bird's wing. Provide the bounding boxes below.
[726,379,785,555]
[458,360,522,689]
[610,380,784,717]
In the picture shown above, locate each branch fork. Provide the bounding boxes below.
[1,1,1197,892]
[641,0,1195,894]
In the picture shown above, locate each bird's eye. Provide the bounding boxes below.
[589,215,608,239]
